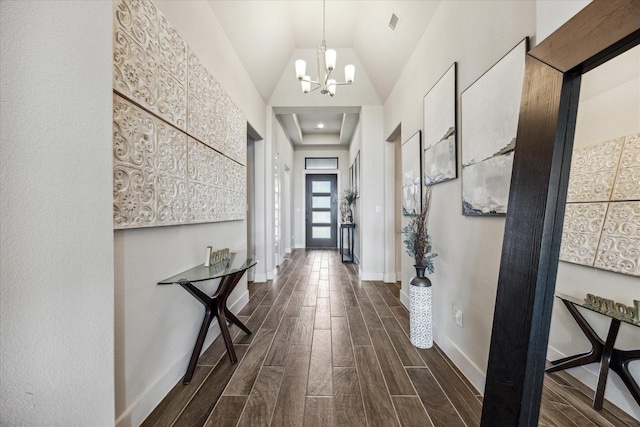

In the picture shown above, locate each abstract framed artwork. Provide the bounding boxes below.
[461,38,528,215]
[354,151,360,198]
[349,165,354,188]
[423,62,457,185]
[401,130,422,216]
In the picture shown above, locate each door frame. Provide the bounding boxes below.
[303,171,340,248]
[304,172,339,248]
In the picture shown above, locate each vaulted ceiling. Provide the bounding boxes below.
[207,0,442,146]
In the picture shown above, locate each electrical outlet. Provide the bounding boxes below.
[455,309,463,327]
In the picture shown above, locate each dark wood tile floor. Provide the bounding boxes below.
[142,249,639,427]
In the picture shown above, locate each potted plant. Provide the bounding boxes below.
[340,186,357,223]
[399,184,437,348]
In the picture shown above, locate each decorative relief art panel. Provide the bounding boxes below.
[560,133,640,277]
[113,0,187,131]
[612,133,640,201]
[559,203,608,266]
[566,137,623,203]
[113,94,188,228]
[594,201,640,276]
[113,0,247,229]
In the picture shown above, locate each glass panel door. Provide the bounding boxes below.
[305,174,337,248]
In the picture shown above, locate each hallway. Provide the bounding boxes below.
[141,250,636,427]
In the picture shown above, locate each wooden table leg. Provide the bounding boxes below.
[593,319,620,410]
[178,271,252,384]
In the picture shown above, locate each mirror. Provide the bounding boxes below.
[549,43,640,418]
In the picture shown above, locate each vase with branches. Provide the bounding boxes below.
[400,184,437,349]
[400,184,437,275]
[340,186,356,223]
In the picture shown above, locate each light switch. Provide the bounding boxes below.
[375,205,381,213]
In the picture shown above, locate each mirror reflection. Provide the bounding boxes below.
[548,44,640,418]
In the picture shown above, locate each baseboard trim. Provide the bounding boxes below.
[285,247,292,254]
[434,332,486,397]
[253,273,267,283]
[400,288,409,308]
[115,290,250,427]
[383,273,396,283]
[360,272,384,281]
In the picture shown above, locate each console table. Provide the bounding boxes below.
[158,253,257,384]
[546,293,640,411]
[340,223,356,263]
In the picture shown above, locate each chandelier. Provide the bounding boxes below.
[294,0,355,96]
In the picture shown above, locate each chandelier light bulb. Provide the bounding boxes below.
[328,79,336,96]
[325,49,337,72]
[302,76,311,93]
[345,64,355,84]
[295,60,306,80]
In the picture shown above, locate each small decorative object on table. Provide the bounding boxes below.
[340,186,357,223]
[400,185,437,349]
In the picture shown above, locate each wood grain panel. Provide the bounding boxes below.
[392,396,434,427]
[307,329,333,396]
[331,316,355,367]
[342,286,358,307]
[345,305,371,346]
[333,367,367,427]
[330,291,346,317]
[304,397,334,427]
[369,329,415,396]
[284,290,305,317]
[203,396,247,427]
[261,293,290,329]
[482,55,566,426]
[314,297,331,329]
[304,285,318,306]
[407,367,465,427]
[271,344,312,426]
[264,316,297,366]
[291,306,315,346]
[238,284,270,316]
[358,297,384,330]
[197,322,242,366]
[318,279,330,298]
[172,345,248,427]
[237,366,284,427]
[234,305,270,344]
[390,305,411,336]
[224,329,276,395]
[364,283,394,317]
[417,347,481,426]
[379,316,424,367]
[529,0,640,72]
[374,281,401,306]
[354,345,400,427]
[141,365,212,427]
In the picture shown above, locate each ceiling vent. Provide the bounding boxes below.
[389,13,400,31]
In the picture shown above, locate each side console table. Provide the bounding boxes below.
[340,223,356,263]
[158,253,257,384]
[546,293,639,411]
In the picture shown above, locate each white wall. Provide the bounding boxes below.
[114,2,267,425]
[548,45,640,419]
[0,2,114,425]
[359,106,386,280]
[384,0,536,393]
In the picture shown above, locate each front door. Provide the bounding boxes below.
[305,174,337,248]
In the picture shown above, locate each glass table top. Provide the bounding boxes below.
[158,252,257,285]
[555,292,639,327]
